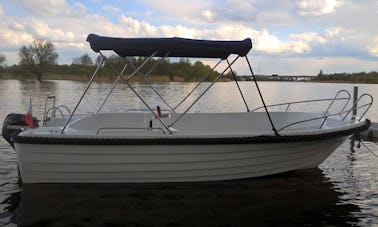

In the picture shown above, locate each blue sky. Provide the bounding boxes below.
[0,0,377,75]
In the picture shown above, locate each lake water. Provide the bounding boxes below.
[0,80,378,226]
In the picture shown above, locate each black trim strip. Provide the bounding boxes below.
[14,119,370,145]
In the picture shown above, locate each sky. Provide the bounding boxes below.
[0,0,377,75]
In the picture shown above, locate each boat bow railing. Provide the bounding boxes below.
[343,93,373,122]
[251,90,351,113]
[276,93,373,132]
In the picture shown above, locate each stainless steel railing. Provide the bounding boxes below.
[251,90,351,113]
[276,92,373,132]
[42,95,71,126]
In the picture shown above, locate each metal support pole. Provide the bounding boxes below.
[352,86,358,119]
[227,59,250,112]
[245,56,279,136]
[128,54,176,113]
[169,56,239,127]
[96,56,128,113]
[60,56,105,134]
[105,53,172,134]
[173,59,223,110]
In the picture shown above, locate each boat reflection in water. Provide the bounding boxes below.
[5,169,360,226]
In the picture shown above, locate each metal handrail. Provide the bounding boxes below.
[43,95,73,126]
[97,127,165,134]
[125,108,173,114]
[46,105,71,118]
[319,90,351,128]
[342,93,373,122]
[324,90,351,113]
[277,96,373,132]
[43,95,56,126]
[251,97,350,112]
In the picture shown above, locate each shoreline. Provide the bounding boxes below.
[0,74,377,84]
[1,78,377,85]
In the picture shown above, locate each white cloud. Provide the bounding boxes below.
[0,29,34,47]
[367,36,378,57]
[139,0,213,24]
[201,10,214,22]
[297,0,343,16]
[0,3,3,16]
[253,29,311,54]
[142,0,211,15]
[103,5,122,14]
[15,0,68,16]
[1,0,376,73]
[289,32,326,44]
[74,2,88,13]
[119,15,158,37]
[324,27,343,37]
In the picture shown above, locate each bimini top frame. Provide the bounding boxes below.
[60,34,279,135]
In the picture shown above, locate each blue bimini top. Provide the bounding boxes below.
[87,34,252,59]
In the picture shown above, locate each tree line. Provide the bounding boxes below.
[312,69,378,84]
[0,39,228,82]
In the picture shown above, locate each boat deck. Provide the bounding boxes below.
[24,112,357,138]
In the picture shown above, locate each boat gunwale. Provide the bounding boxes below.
[13,119,370,145]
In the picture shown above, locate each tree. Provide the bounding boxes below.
[95,55,103,66]
[19,40,58,81]
[0,53,5,68]
[317,69,323,77]
[72,54,94,67]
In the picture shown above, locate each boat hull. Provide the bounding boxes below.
[14,137,346,183]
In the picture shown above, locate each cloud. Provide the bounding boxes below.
[74,2,88,13]
[367,36,378,57]
[1,0,377,74]
[139,0,214,24]
[0,3,3,16]
[257,32,311,54]
[103,5,122,14]
[201,9,214,22]
[0,28,34,47]
[297,0,343,16]
[289,32,326,44]
[15,0,68,16]
[324,27,343,37]
[219,0,256,21]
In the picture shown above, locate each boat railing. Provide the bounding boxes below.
[97,127,166,134]
[342,93,373,122]
[319,90,350,128]
[42,95,71,126]
[277,93,373,132]
[251,90,351,113]
[125,108,173,114]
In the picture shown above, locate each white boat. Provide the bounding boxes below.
[2,34,373,183]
